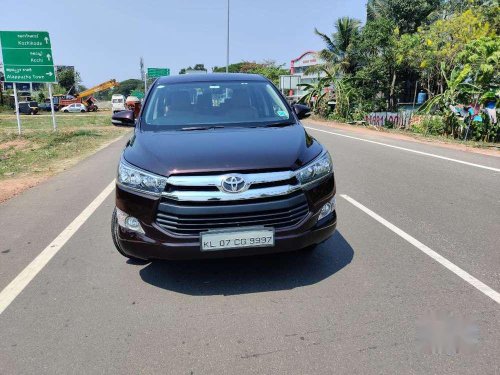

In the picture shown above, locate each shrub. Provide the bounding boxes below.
[423,116,446,135]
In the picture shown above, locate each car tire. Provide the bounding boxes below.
[111,208,143,261]
[64,110,69,113]
[80,109,86,113]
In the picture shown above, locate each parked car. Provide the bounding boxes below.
[111,73,336,261]
[112,94,126,113]
[38,101,59,112]
[60,103,87,113]
[18,101,39,115]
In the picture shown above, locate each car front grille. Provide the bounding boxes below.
[156,192,309,236]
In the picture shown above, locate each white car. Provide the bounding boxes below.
[61,103,87,113]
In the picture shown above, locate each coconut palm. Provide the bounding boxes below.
[313,17,361,75]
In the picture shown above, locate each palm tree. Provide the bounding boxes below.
[313,17,361,75]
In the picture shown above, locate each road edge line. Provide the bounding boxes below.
[305,126,500,173]
[0,180,116,315]
[340,194,500,305]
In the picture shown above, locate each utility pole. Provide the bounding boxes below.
[140,57,146,93]
[226,0,230,73]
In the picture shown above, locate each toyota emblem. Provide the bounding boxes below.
[221,175,247,193]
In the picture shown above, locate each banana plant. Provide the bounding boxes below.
[419,63,482,137]
[298,68,335,111]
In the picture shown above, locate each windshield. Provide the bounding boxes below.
[142,80,292,130]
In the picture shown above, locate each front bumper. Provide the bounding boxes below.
[115,174,336,260]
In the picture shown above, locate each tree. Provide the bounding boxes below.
[314,17,361,75]
[352,17,401,110]
[367,0,440,33]
[55,66,81,95]
[179,64,207,74]
[213,60,288,86]
[113,79,143,97]
[458,36,500,90]
[412,8,494,96]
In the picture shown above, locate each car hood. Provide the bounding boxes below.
[123,125,323,177]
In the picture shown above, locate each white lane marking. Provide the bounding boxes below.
[0,180,115,315]
[341,194,500,304]
[305,126,500,173]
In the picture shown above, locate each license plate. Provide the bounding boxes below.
[201,227,275,251]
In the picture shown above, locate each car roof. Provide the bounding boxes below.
[155,73,268,84]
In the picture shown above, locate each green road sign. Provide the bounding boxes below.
[130,90,145,99]
[0,31,51,49]
[3,65,56,83]
[0,30,56,83]
[2,48,54,65]
[147,67,170,78]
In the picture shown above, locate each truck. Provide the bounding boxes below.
[111,94,126,113]
[54,79,120,112]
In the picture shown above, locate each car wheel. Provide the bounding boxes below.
[111,208,143,261]
[64,110,69,113]
[80,109,86,113]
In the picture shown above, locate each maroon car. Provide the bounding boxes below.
[111,73,336,260]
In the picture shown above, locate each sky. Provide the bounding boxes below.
[1,0,366,87]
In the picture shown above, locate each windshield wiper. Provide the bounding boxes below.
[264,121,295,128]
[180,125,225,131]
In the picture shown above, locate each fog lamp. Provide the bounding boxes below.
[116,207,145,234]
[318,197,336,221]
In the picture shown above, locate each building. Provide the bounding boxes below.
[279,51,327,100]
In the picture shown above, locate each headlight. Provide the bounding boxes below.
[296,150,333,185]
[117,159,167,195]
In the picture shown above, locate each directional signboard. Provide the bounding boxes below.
[147,67,170,78]
[0,31,56,83]
[130,90,145,99]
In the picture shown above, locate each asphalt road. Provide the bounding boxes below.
[1,122,499,374]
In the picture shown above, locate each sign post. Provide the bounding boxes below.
[0,31,58,133]
[48,83,57,130]
[12,83,21,135]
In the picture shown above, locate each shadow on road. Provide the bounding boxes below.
[138,230,353,296]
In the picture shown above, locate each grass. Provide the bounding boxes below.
[0,112,130,181]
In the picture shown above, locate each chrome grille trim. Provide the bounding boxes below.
[167,171,295,187]
[164,171,300,201]
[162,184,301,202]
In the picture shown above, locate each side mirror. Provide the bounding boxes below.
[293,104,311,120]
[111,110,135,127]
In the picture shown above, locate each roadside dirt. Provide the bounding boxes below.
[0,139,30,151]
[306,118,500,158]
[0,134,126,204]
[0,175,47,204]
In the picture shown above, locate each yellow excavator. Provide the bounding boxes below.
[54,79,120,112]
